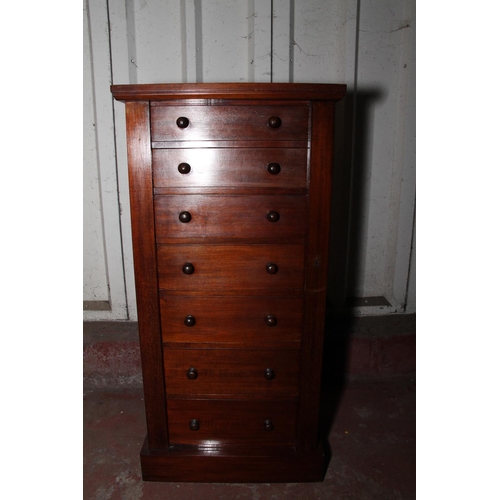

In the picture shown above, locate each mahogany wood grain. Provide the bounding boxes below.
[111,82,347,102]
[160,295,303,346]
[154,194,307,243]
[151,99,311,107]
[167,399,298,447]
[163,348,300,398]
[124,102,168,450]
[298,101,336,455]
[157,244,305,294]
[152,140,309,149]
[140,439,326,482]
[151,105,309,142]
[152,148,308,189]
[153,186,307,196]
[111,83,346,483]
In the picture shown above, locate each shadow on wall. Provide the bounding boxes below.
[318,87,387,465]
[328,86,386,314]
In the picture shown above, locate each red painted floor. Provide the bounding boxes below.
[83,377,415,499]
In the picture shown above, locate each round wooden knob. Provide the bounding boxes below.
[184,315,196,327]
[266,315,277,327]
[268,116,282,128]
[178,163,191,174]
[267,163,281,175]
[266,263,278,274]
[187,367,198,380]
[264,368,276,380]
[267,211,280,222]
[176,116,190,128]
[264,419,274,431]
[179,211,192,223]
[189,419,200,431]
[182,263,195,275]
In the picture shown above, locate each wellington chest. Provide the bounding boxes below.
[111,83,346,482]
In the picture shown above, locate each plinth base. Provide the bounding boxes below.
[140,438,327,483]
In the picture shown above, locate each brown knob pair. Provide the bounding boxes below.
[178,116,280,129]
[188,367,274,380]
[189,419,273,432]
[183,263,277,275]
[184,315,273,327]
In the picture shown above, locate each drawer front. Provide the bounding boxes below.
[163,348,300,397]
[152,148,308,189]
[157,244,305,294]
[160,295,304,345]
[167,399,297,446]
[155,195,307,242]
[151,105,309,142]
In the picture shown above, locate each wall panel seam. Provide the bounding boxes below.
[106,0,130,319]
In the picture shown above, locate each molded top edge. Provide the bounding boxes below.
[110,83,347,102]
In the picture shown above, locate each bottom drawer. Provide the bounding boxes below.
[167,399,298,447]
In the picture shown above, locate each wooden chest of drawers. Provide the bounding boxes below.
[111,83,346,482]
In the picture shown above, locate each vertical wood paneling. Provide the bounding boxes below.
[182,0,198,82]
[85,0,416,318]
[193,0,204,81]
[346,0,415,311]
[83,0,128,320]
[272,0,292,82]
[247,0,256,81]
[83,0,109,304]
[108,0,138,320]
[134,0,184,82]
[391,0,416,310]
[290,0,348,83]
[200,1,257,82]
[251,0,272,82]
[124,0,138,83]
[406,216,416,313]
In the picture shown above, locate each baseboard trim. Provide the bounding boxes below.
[83,301,111,311]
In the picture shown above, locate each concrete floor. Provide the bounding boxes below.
[83,314,415,499]
[84,379,415,499]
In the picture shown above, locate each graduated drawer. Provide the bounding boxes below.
[167,399,297,447]
[160,295,303,346]
[150,105,309,142]
[163,348,300,398]
[154,195,307,243]
[152,148,308,190]
[157,244,305,295]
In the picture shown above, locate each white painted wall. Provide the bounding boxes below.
[83,0,129,320]
[83,0,416,320]
[345,0,416,313]
[83,1,109,305]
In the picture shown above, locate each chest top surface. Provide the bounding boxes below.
[111,82,346,102]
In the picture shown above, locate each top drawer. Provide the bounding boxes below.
[150,104,309,143]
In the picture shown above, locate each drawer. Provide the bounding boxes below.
[152,148,308,190]
[167,399,298,447]
[157,244,305,295]
[154,195,307,243]
[150,105,309,142]
[160,295,304,346]
[163,348,300,397]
